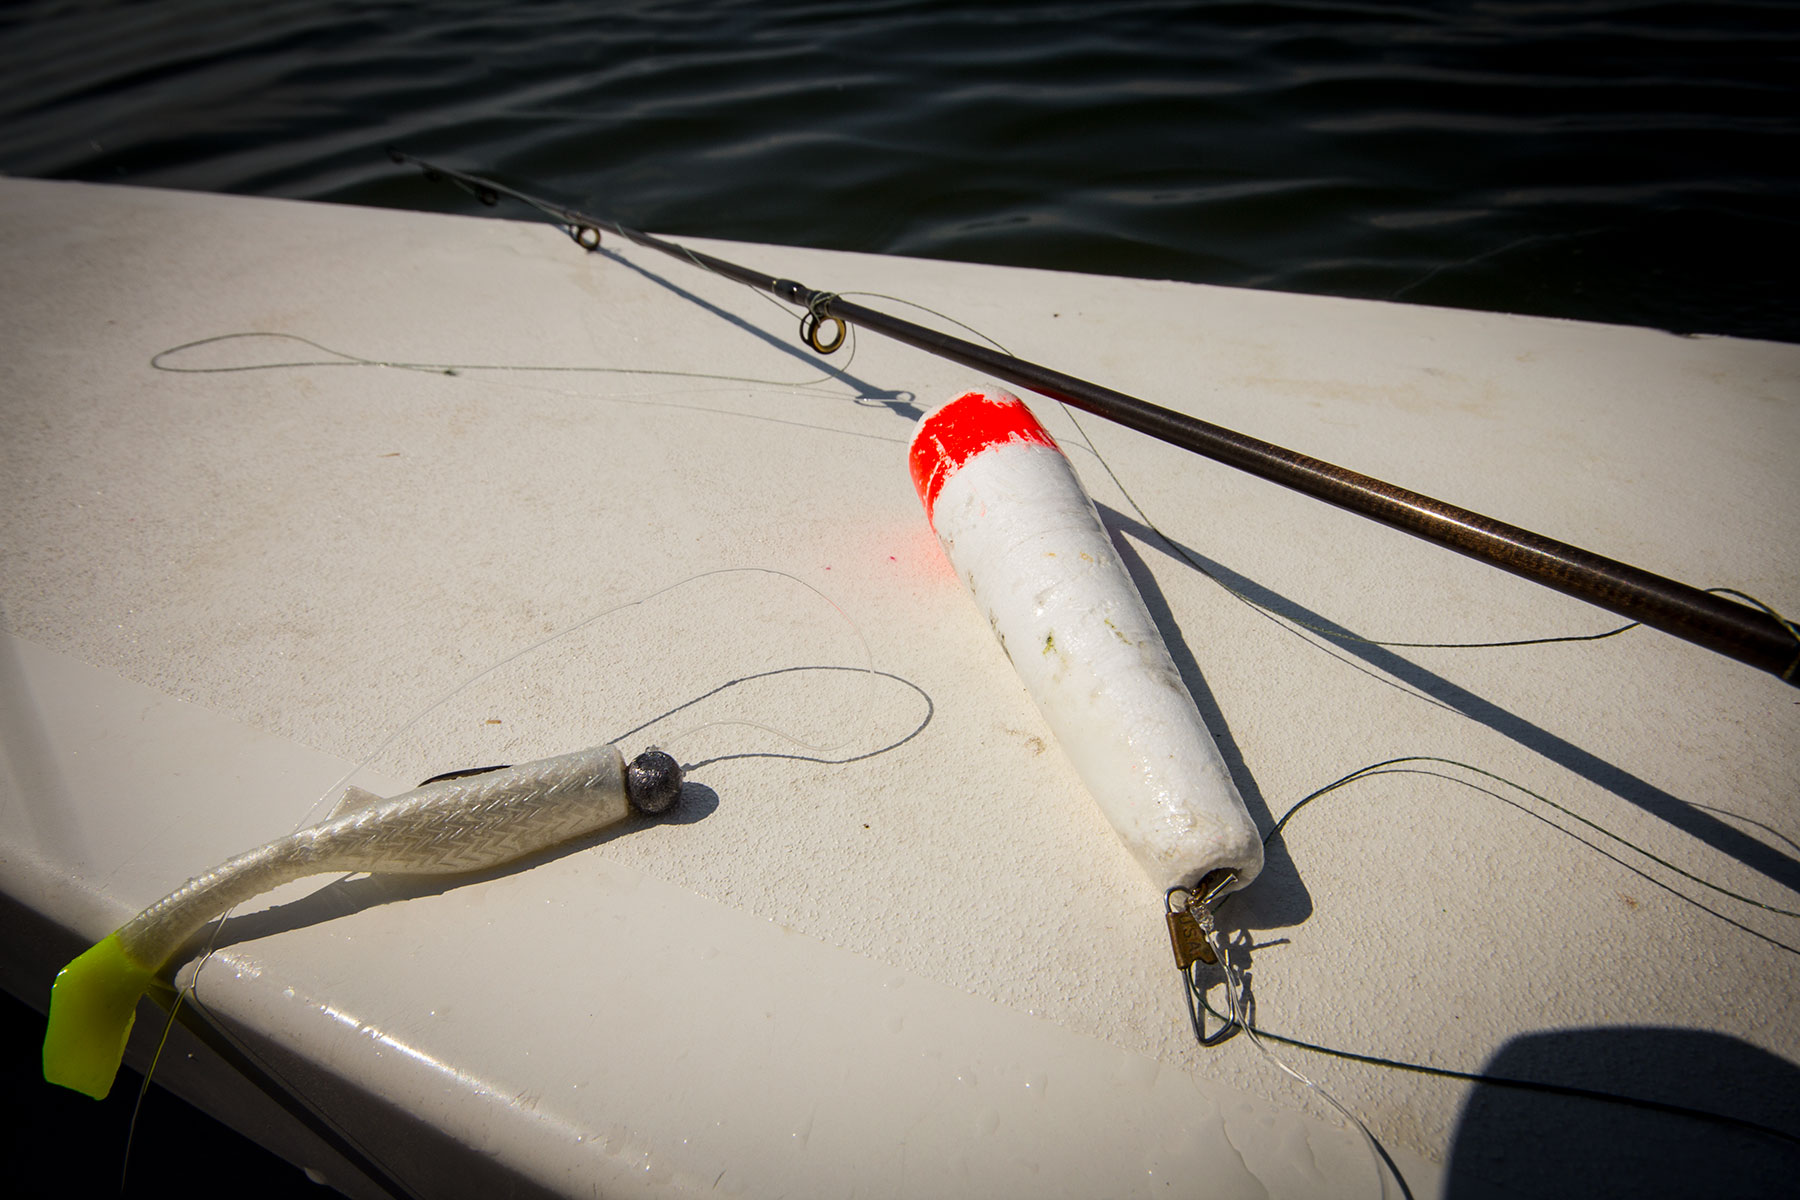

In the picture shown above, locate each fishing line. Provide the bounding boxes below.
[127,168,1793,1186]
[1186,939,1800,1149]
[392,152,1800,683]
[765,291,1578,716]
[119,984,185,1196]
[818,290,1795,686]
[126,978,418,1200]
[1211,907,1404,1200]
[155,322,1658,663]
[421,153,856,358]
[1164,875,1404,1199]
[612,663,934,772]
[152,330,859,397]
[601,256,1800,1169]
[123,566,886,1192]
[768,278,1696,658]
[1274,757,1800,920]
[1285,762,1800,936]
[1278,764,1800,958]
[600,573,884,765]
[374,155,1800,1197]
[1173,755,1800,1157]
[320,566,875,791]
[155,317,1788,663]
[832,290,1009,353]
[1054,401,1669,655]
[835,293,1787,662]
[149,330,917,447]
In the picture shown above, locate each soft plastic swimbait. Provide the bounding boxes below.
[909,387,1263,896]
[43,743,682,1098]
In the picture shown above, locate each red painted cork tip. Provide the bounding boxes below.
[907,389,1059,522]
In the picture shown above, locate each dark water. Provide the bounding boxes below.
[2,0,1797,342]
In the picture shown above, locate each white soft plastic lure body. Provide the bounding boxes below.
[909,387,1263,896]
[44,743,682,1098]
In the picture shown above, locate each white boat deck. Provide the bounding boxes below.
[2,175,1796,1197]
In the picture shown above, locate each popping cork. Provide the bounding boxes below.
[909,387,1262,896]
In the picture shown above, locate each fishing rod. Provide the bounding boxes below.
[389,149,1800,687]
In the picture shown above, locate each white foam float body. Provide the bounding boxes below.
[909,387,1262,896]
[44,743,683,1098]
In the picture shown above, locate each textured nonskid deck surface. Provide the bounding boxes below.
[2,176,1796,1196]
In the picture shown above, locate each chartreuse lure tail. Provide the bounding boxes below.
[43,743,682,1098]
[43,934,160,1098]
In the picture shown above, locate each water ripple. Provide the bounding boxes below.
[1,0,1794,341]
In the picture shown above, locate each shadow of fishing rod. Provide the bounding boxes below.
[387,149,1796,891]
[1098,503,1800,900]
[592,247,920,416]
[389,149,1798,690]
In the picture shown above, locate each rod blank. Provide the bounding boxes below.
[392,152,1799,686]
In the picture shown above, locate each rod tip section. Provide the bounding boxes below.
[626,749,684,815]
[42,933,158,1100]
[907,388,1061,524]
